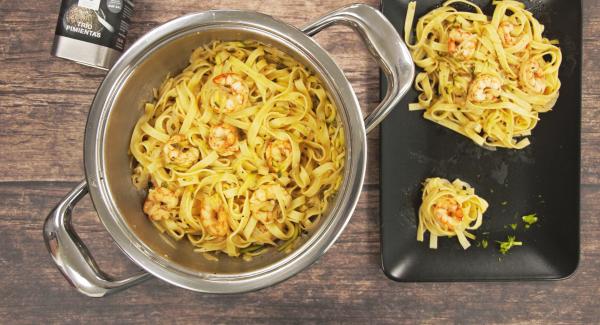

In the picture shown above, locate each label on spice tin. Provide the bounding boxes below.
[55,0,133,51]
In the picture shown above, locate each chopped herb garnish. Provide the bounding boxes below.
[497,235,523,255]
[509,223,518,230]
[482,239,488,249]
[522,213,538,227]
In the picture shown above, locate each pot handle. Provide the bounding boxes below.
[301,3,414,134]
[43,180,151,297]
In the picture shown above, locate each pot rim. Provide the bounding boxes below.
[83,9,367,293]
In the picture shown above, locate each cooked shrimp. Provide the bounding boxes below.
[498,21,516,47]
[249,184,292,223]
[520,59,546,94]
[432,196,463,230]
[163,134,200,168]
[193,194,229,238]
[211,73,249,113]
[468,75,502,103]
[448,28,477,59]
[143,187,179,221]
[265,139,292,170]
[208,123,240,156]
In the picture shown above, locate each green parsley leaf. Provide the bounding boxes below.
[496,235,523,255]
[482,239,488,249]
[522,213,538,226]
[510,223,518,230]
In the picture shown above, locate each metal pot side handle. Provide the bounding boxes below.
[43,180,151,297]
[301,3,415,134]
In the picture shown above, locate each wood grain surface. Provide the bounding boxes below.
[0,0,598,324]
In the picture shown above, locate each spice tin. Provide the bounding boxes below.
[51,0,134,69]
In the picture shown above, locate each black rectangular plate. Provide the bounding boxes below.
[380,0,581,281]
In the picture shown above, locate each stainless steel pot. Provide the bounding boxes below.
[43,3,414,297]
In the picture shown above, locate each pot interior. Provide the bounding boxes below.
[99,24,359,277]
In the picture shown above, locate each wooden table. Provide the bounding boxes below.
[1,0,598,323]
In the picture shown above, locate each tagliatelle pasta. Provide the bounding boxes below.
[417,177,488,249]
[129,40,345,259]
[405,0,562,149]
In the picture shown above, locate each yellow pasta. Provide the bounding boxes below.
[417,177,488,249]
[405,0,562,149]
[129,40,345,259]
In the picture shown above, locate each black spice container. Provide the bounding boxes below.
[51,0,134,69]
